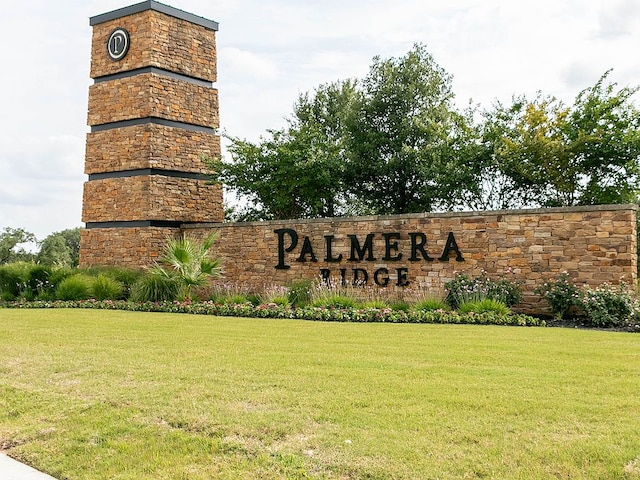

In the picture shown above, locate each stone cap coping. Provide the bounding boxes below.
[182,204,639,229]
[90,0,219,30]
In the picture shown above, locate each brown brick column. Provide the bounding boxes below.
[79,1,222,268]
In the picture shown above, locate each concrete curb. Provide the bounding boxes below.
[0,453,58,480]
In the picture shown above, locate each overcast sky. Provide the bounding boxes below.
[0,0,638,241]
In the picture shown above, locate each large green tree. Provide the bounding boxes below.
[210,80,357,220]
[213,46,639,218]
[344,43,475,214]
[0,227,36,264]
[37,228,81,267]
[475,71,640,208]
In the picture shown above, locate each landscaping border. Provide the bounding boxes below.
[0,300,544,327]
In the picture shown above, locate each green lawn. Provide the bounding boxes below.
[0,309,639,479]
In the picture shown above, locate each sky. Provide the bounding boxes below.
[0,0,639,242]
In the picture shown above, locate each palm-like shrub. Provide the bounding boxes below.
[152,233,223,300]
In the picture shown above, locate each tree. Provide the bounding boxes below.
[475,71,640,208]
[0,227,37,264]
[344,43,475,214]
[37,228,81,267]
[210,80,357,220]
[37,235,71,267]
[214,46,638,217]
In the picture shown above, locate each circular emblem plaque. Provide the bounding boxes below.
[107,28,130,61]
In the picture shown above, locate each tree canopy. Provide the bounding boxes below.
[475,71,640,209]
[211,45,640,220]
[37,228,81,267]
[345,44,475,214]
[210,81,357,220]
[0,227,81,267]
[0,227,36,264]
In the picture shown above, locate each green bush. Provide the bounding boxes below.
[389,300,411,312]
[579,283,639,328]
[82,266,142,300]
[535,273,582,319]
[287,279,313,307]
[445,272,522,309]
[312,294,358,309]
[362,299,391,309]
[413,297,449,312]
[130,274,180,303]
[48,267,75,288]
[458,298,511,316]
[26,265,55,300]
[56,274,95,301]
[92,274,124,301]
[258,284,290,307]
[0,264,24,299]
[0,263,55,300]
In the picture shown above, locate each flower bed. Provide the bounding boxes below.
[0,299,544,327]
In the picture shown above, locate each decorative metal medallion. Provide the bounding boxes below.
[107,28,130,61]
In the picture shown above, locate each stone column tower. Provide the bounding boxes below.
[79,1,222,267]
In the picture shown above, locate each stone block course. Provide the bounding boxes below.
[85,124,220,174]
[80,227,178,267]
[88,74,218,127]
[82,176,222,223]
[80,2,223,271]
[90,10,216,81]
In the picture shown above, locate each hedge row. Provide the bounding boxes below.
[0,300,544,327]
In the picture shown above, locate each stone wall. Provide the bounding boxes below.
[80,226,181,267]
[183,204,637,313]
[85,124,219,174]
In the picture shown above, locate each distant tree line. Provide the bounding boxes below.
[208,43,640,221]
[0,227,80,267]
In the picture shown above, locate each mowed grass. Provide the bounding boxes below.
[0,310,639,479]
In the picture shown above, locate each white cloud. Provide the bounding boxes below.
[597,0,640,38]
[220,46,279,81]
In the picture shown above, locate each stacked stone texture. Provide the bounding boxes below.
[85,124,220,174]
[79,5,638,317]
[82,176,222,223]
[183,205,637,315]
[81,227,180,266]
[87,73,219,127]
[89,10,217,82]
[80,5,222,268]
